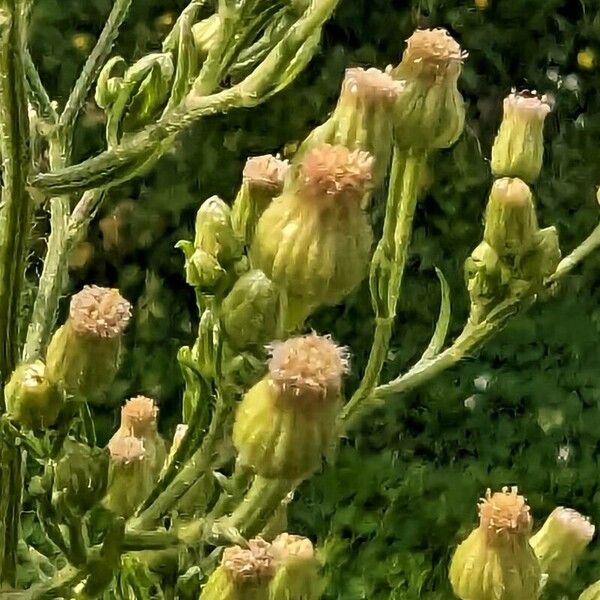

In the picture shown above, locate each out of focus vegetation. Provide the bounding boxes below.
[30,0,600,597]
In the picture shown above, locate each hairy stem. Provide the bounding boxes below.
[341,149,426,425]
[0,0,32,383]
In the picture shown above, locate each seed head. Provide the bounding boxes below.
[221,538,275,582]
[121,396,159,437]
[478,486,532,540]
[69,285,131,338]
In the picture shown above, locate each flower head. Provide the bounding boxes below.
[243,155,289,194]
[478,486,532,541]
[341,67,404,105]
[107,434,145,465]
[69,285,131,338]
[272,533,315,562]
[299,145,373,205]
[222,538,275,583]
[121,396,159,437]
[267,334,349,402]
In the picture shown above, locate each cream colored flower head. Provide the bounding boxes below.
[222,538,275,583]
[341,67,404,106]
[267,333,349,402]
[299,144,374,205]
[503,90,551,125]
[243,154,290,193]
[545,507,595,543]
[121,396,159,437]
[398,28,467,82]
[107,433,145,465]
[272,533,315,562]
[478,486,532,541]
[491,177,533,206]
[69,285,131,338]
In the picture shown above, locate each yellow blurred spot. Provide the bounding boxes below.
[155,12,176,30]
[475,0,489,9]
[283,142,299,158]
[69,242,94,270]
[71,33,95,53]
[578,48,596,70]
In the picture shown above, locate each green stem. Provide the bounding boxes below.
[340,148,425,426]
[0,0,33,383]
[547,222,600,283]
[58,0,132,149]
[65,516,87,568]
[29,0,341,195]
[23,49,56,123]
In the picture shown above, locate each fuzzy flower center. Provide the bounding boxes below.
[268,333,349,402]
[478,486,532,539]
[504,90,551,123]
[341,67,404,105]
[272,533,315,562]
[69,285,131,338]
[299,144,373,204]
[108,434,145,465]
[121,396,159,437]
[243,154,290,192]
[222,538,275,582]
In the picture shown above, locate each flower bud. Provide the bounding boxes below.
[221,270,281,350]
[233,334,348,480]
[232,155,290,244]
[53,439,109,515]
[449,487,541,600]
[297,67,404,194]
[103,433,155,518]
[580,581,600,600]
[5,361,64,430]
[392,28,466,150]
[491,91,551,183]
[200,538,275,600]
[251,145,374,321]
[45,286,131,402]
[483,177,539,258]
[194,196,242,267]
[119,396,167,479]
[530,507,594,583]
[269,534,323,600]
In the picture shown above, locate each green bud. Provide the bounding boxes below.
[530,507,594,583]
[200,538,275,600]
[103,433,155,518]
[221,270,280,350]
[5,361,64,430]
[519,226,561,285]
[193,196,242,271]
[45,286,131,403]
[296,68,403,198]
[269,534,323,600]
[580,581,600,600]
[97,53,174,146]
[392,28,466,151]
[232,155,289,244]
[251,145,373,317]
[187,247,226,288]
[449,488,541,600]
[483,177,538,258]
[233,334,347,480]
[491,91,551,183]
[53,439,109,514]
[193,308,220,380]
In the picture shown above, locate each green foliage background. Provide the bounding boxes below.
[29,0,600,597]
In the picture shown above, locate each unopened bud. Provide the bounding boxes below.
[530,507,594,583]
[200,538,275,600]
[46,286,131,402]
[270,533,323,600]
[221,270,280,350]
[251,145,374,318]
[5,361,64,430]
[53,439,109,515]
[297,67,404,196]
[392,28,466,150]
[232,155,289,244]
[103,433,154,518]
[449,487,541,600]
[233,334,348,479]
[483,177,538,257]
[491,91,551,183]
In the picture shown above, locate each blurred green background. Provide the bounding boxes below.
[29,0,600,597]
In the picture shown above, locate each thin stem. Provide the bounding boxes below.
[341,149,425,426]
[547,222,600,283]
[58,0,132,148]
[29,0,341,195]
[0,0,33,383]
[23,49,56,122]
